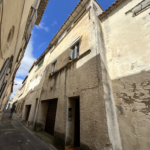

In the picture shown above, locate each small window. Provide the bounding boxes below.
[52,61,57,73]
[7,26,15,46]
[37,58,44,69]
[134,1,150,16]
[70,43,79,60]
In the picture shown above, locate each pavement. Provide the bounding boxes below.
[0,111,52,150]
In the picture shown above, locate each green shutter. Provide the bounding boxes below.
[38,59,44,68]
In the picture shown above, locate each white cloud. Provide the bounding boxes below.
[51,21,57,27]
[38,42,46,49]
[35,22,49,32]
[10,78,23,99]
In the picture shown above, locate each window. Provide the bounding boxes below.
[37,58,44,69]
[70,43,79,60]
[7,26,15,46]
[52,60,57,73]
[134,1,150,16]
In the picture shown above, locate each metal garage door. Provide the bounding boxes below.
[45,99,58,136]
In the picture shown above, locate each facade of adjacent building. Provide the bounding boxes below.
[15,0,150,150]
[0,0,49,119]
[7,87,21,110]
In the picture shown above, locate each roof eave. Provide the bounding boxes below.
[35,0,49,25]
[98,0,124,20]
[22,76,28,84]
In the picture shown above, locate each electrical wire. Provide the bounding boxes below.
[20,62,32,68]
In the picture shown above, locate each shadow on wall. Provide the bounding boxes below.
[112,70,150,150]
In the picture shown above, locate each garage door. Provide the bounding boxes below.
[45,99,58,136]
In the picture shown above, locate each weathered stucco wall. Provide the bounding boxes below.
[101,0,150,80]
[101,0,150,149]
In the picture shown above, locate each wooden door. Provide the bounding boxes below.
[45,99,58,136]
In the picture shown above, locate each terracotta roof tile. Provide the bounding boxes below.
[98,0,123,18]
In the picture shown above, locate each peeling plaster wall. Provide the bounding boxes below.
[113,71,150,150]
[101,0,150,149]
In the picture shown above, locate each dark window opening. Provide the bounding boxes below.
[25,105,31,121]
[52,61,57,73]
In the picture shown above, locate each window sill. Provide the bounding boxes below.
[68,49,91,63]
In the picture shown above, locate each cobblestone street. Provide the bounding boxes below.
[0,112,50,150]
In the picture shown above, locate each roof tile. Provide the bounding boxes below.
[98,0,123,18]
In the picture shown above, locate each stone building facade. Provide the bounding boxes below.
[15,0,150,150]
[0,0,49,119]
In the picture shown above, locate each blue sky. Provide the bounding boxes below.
[11,0,115,98]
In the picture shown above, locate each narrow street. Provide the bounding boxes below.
[0,112,50,150]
